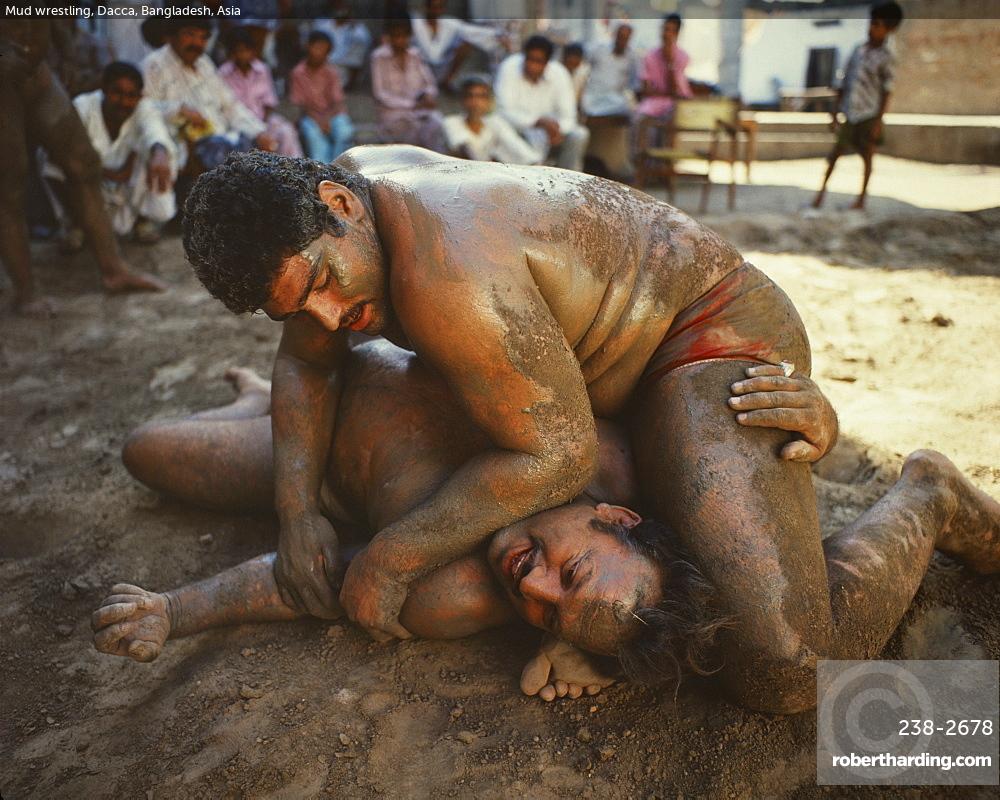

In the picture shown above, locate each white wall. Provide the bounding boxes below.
[739,15,868,105]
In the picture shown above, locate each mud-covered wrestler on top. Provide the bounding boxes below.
[93,149,1000,712]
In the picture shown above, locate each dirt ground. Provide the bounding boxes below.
[1,161,998,799]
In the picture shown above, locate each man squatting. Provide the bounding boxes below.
[94,149,1000,712]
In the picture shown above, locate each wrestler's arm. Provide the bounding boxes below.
[340,250,598,639]
[271,314,350,617]
[92,551,516,662]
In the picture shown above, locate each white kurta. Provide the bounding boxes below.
[443,113,541,165]
[581,43,638,117]
[45,90,177,234]
[141,44,265,168]
[411,14,500,79]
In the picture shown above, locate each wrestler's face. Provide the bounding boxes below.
[488,502,662,656]
[263,183,389,335]
[169,27,210,66]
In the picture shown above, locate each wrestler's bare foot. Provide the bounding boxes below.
[14,294,57,318]
[92,583,171,662]
[224,366,272,401]
[101,269,167,294]
[811,192,825,209]
[904,450,1000,574]
[521,636,618,702]
[848,197,866,211]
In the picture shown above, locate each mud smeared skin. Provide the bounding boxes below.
[0,21,165,313]
[263,146,745,637]
[631,359,1000,714]
[103,347,997,715]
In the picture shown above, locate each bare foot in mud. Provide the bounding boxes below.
[92,584,171,662]
[521,636,618,701]
[14,294,57,318]
[101,269,167,294]
[904,450,1000,574]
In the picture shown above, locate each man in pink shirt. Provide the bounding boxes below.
[290,31,355,163]
[370,15,446,152]
[634,14,693,151]
[220,28,302,158]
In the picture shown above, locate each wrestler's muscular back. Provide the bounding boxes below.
[340,146,744,417]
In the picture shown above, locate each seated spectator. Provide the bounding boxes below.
[634,13,693,148]
[443,76,541,165]
[220,27,302,158]
[412,0,504,90]
[370,15,446,152]
[44,61,176,245]
[141,17,276,175]
[561,43,589,107]
[313,2,372,92]
[494,35,589,172]
[582,23,638,120]
[290,31,354,163]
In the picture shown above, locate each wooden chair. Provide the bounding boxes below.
[635,97,741,213]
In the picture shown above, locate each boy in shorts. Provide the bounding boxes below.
[812,2,903,210]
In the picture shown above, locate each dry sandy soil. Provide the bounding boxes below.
[1,160,998,799]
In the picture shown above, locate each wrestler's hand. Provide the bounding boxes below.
[521,635,618,701]
[339,542,413,642]
[729,363,838,462]
[274,511,342,618]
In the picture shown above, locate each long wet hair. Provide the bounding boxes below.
[593,517,731,689]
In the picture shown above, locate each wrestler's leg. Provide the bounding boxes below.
[122,367,275,510]
[0,72,49,314]
[632,359,832,713]
[632,360,1000,714]
[27,63,164,294]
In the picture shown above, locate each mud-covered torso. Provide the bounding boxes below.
[358,152,743,416]
[323,340,491,532]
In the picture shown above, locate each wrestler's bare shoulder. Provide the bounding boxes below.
[335,144,457,176]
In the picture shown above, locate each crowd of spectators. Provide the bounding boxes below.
[32,5,696,247]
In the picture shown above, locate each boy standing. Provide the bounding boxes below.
[813,2,903,210]
[290,31,354,163]
[443,76,541,165]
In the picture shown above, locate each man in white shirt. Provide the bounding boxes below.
[582,23,638,120]
[443,76,541,165]
[141,17,275,174]
[494,35,589,172]
[45,61,177,243]
[412,0,503,89]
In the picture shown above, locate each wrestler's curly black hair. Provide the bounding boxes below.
[182,151,372,314]
[593,517,731,690]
